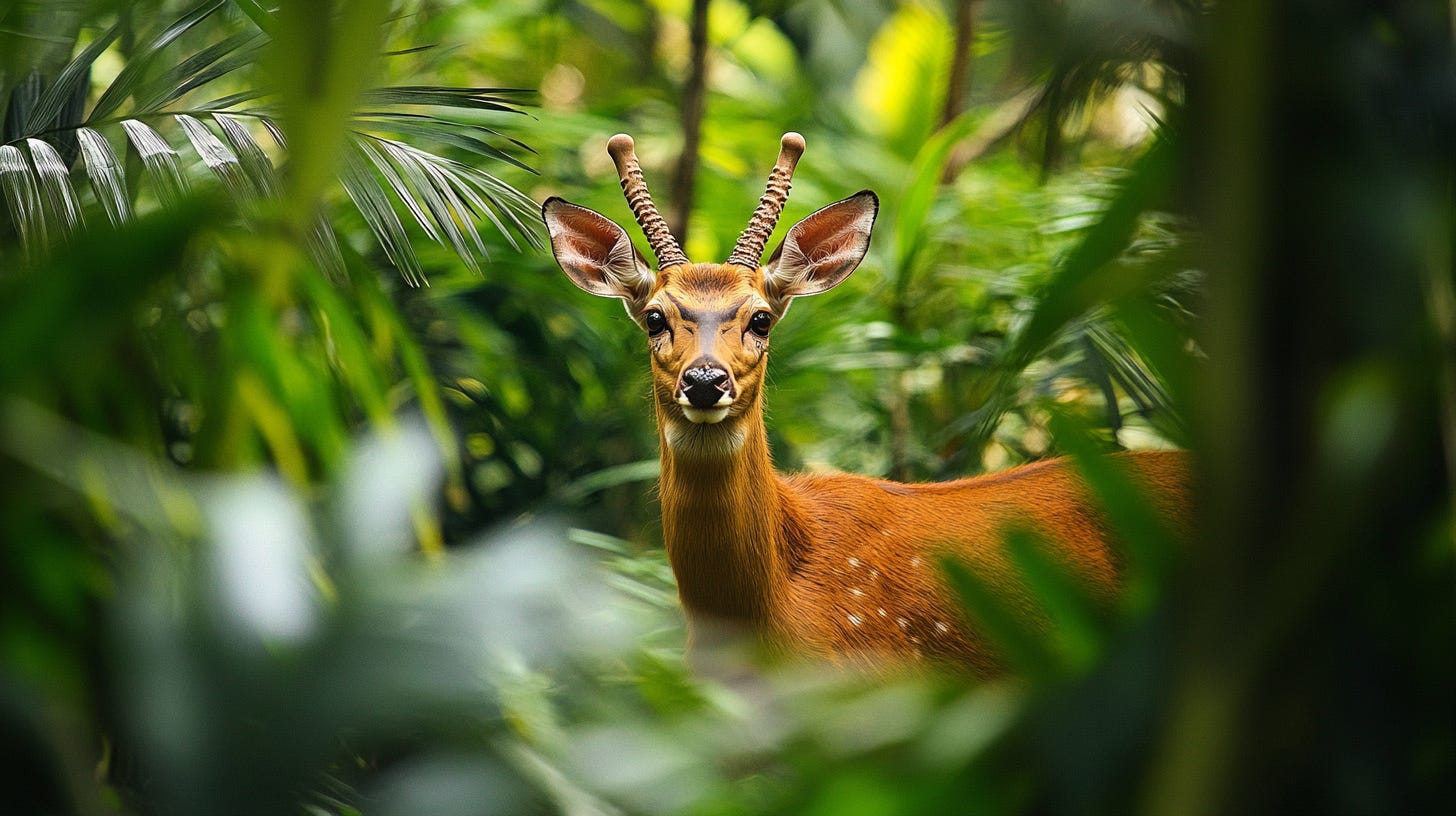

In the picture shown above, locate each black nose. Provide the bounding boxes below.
[680,365,730,409]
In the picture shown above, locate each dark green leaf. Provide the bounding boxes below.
[90,0,227,121]
[25,24,118,136]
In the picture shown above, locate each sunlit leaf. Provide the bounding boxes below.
[213,112,279,196]
[76,127,132,227]
[26,138,84,238]
[0,144,47,253]
[120,118,188,208]
[176,114,253,203]
[339,141,424,285]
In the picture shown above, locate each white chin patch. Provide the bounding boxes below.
[681,405,730,424]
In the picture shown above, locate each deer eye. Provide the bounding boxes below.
[643,309,668,336]
[748,311,773,337]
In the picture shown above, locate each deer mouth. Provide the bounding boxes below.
[680,405,730,424]
[677,393,732,424]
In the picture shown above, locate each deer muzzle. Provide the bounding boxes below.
[677,361,735,423]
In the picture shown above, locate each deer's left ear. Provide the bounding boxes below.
[762,190,877,311]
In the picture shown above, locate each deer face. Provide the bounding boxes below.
[542,134,877,453]
[544,190,876,419]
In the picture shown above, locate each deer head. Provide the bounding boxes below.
[542,133,877,455]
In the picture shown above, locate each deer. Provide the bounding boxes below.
[542,133,1190,674]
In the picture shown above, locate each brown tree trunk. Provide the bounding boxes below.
[669,0,710,246]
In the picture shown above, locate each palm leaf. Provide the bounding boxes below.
[25,137,83,237]
[3,72,44,142]
[3,2,541,284]
[135,31,263,114]
[357,85,531,113]
[212,112,277,196]
[339,142,424,286]
[375,136,487,274]
[0,143,47,252]
[90,0,227,122]
[76,127,131,227]
[176,113,252,204]
[119,118,188,207]
[25,24,117,138]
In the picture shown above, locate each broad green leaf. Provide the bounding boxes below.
[269,0,390,230]
[1001,526,1107,673]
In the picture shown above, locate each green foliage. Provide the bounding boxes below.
[1,1,1452,815]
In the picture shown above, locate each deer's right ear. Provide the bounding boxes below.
[542,197,656,306]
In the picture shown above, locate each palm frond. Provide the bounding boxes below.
[135,31,263,114]
[26,137,83,238]
[339,143,425,286]
[373,136,487,273]
[76,127,130,227]
[0,2,541,283]
[119,118,188,207]
[176,113,252,204]
[0,144,47,253]
[26,24,117,139]
[89,0,227,122]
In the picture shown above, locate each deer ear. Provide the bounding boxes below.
[543,197,656,307]
[762,190,877,310]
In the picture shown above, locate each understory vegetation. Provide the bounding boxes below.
[1,1,1451,814]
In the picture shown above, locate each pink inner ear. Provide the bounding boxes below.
[562,234,607,265]
[558,207,617,246]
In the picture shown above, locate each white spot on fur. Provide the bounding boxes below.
[877,608,887,618]
[848,614,862,626]
[909,556,922,567]
[847,557,861,568]
[935,621,949,634]
[850,587,864,597]
[896,617,908,629]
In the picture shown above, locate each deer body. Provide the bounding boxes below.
[545,134,1190,671]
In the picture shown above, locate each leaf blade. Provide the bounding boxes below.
[76,127,132,227]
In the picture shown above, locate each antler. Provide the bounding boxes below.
[726,132,806,269]
[606,134,690,270]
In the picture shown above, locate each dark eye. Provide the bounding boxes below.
[749,311,773,337]
[643,309,667,336]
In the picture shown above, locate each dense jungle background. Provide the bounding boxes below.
[1,1,1453,814]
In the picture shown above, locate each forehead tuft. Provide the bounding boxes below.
[657,263,758,300]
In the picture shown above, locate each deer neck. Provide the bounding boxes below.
[656,394,789,628]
